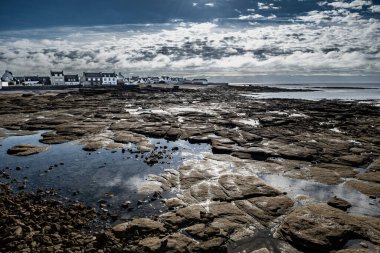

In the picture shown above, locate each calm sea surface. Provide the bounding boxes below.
[231,83,380,101]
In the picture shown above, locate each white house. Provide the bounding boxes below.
[102,72,117,85]
[50,71,65,85]
[160,76,170,83]
[192,78,209,85]
[149,77,160,84]
[0,81,9,89]
[168,77,184,84]
[64,74,80,85]
[24,76,40,85]
[82,72,102,85]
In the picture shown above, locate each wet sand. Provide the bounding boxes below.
[0,85,379,252]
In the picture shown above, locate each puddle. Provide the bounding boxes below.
[257,173,380,217]
[237,119,260,127]
[0,132,211,217]
[353,167,369,174]
[343,239,377,252]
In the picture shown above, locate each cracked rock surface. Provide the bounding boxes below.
[0,86,379,252]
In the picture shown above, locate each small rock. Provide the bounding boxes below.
[327,196,352,211]
[121,201,131,209]
[138,237,162,252]
[14,226,22,236]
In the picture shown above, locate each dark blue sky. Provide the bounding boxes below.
[0,0,352,30]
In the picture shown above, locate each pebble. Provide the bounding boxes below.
[121,201,131,209]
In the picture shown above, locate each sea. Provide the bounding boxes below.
[230,83,380,102]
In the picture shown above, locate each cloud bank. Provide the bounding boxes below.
[0,0,379,81]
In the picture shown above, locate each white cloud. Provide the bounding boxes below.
[258,2,281,10]
[369,5,380,12]
[205,3,215,7]
[319,0,372,10]
[297,9,363,25]
[0,16,378,78]
[238,14,265,20]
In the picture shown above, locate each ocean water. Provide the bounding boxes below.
[232,83,380,101]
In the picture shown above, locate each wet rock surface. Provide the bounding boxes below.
[279,203,380,252]
[0,86,380,252]
[7,144,48,156]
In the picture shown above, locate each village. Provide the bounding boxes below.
[0,70,210,88]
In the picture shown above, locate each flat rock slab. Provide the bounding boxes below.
[344,180,380,198]
[356,172,380,183]
[218,174,281,201]
[280,203,380,252]
[7,144,48,156]
[113,218,166,236]
[235,195,294,225]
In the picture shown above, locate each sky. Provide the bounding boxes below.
[0,0,379,83]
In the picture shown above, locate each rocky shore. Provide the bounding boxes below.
[0,85,379,252]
